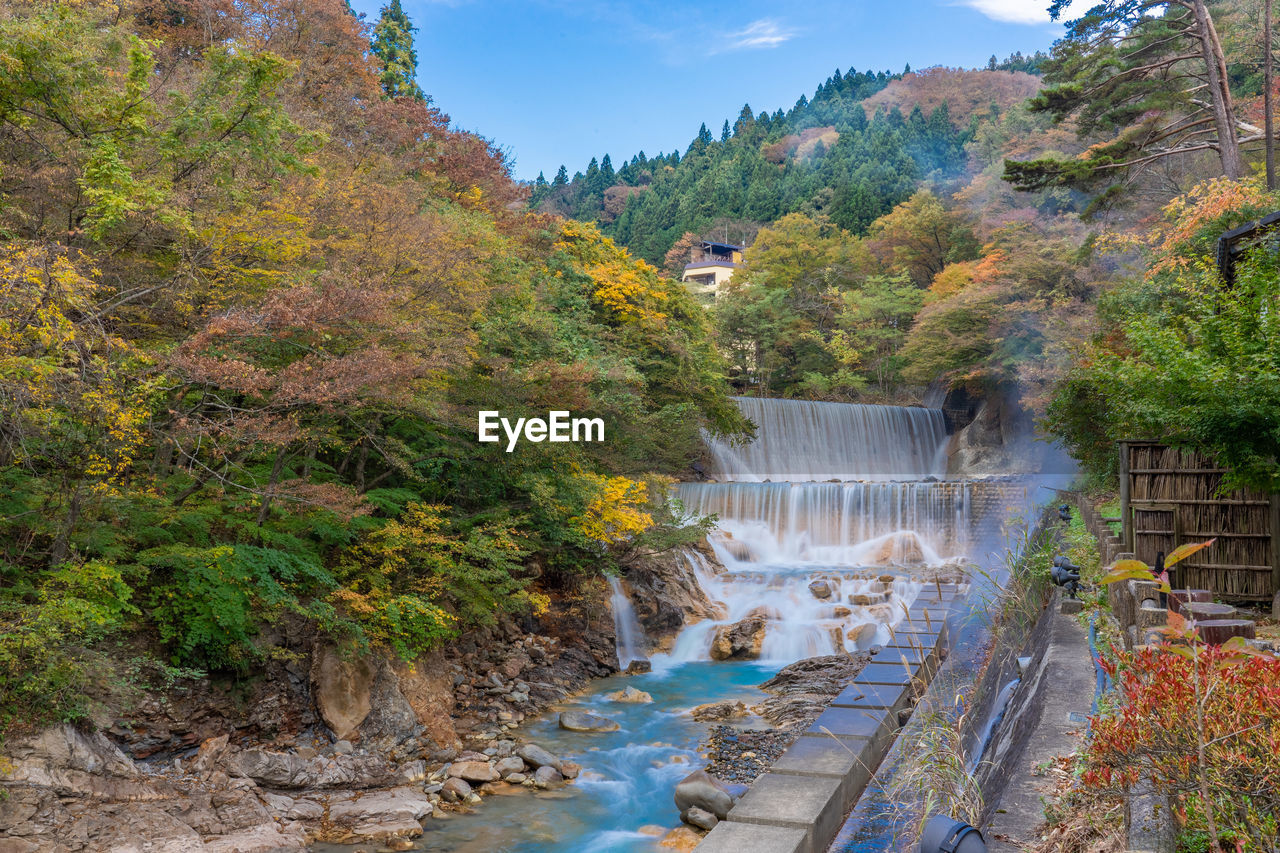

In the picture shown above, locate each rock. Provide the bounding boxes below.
[440,777,472,803]
[448,760,499,783]
[294,745,317,760]
[709,614,767,661]
[558,711,621,733]
[660,825,703,851]
[559,761,581,780]
[505,772,527,784]
[682,806,719,831]
[0,724,177,807]
[227,747,399,789]
[690,701,749,722]
[202,822,310,852]
[850,594,873,606]
[494,756,525,777]
[625,659,652,674]
[396,759,427,784]
[533,765,563,788]
[604,685,653,703]
[333,739,354,755]
[673,769,737,819]
[515,743,562,771]
[327,786,432,826]
[808,579,832,599]
[311,645,375,740]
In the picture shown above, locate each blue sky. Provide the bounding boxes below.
[347,0,1073,180]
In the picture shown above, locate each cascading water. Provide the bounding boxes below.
[659,396,968,666]
[705,396,949,482]
[608,577,648,669]
[390,396,976,853]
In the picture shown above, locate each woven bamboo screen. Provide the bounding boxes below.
[1120,441,1279,601]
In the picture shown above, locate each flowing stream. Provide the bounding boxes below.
[376,397,981,852]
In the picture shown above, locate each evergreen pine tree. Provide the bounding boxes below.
[721,120,731,142]
[371,0,424,100]
[552,165,569,187]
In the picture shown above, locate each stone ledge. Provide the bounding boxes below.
[725,772,843,853]
[697,820,808,853]
[769,733,877,804]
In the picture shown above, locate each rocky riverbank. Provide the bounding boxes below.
[0,546,719,852]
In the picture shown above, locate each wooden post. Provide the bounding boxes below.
[1119,442,1132,551]
[1270,493,1280,600]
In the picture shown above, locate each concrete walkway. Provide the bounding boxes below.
[982,592,1096,850]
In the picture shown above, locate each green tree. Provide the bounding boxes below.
[371,0,424,100]
[1004,0,1249,202]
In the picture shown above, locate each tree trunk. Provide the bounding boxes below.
[1191,0,1244,178]
[49,486,82,565]
[257,446,288,526]
[1267,0,1275,189]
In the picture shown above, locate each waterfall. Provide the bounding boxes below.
[607,577,647,669]
[706,396,948,482]
[657,396,967,668]
[674,481,970,568]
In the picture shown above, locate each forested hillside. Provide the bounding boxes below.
[534,64,1041,263]
[0,0,744,733]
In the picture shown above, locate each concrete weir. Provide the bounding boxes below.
[695,587,957,853]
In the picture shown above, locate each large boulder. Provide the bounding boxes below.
[515,743,562,770]
[709,614,767,661]
[447,760,498,783]
[0,724,161,801]
[311,645,375,741]
[808,579,832,600]
[673,769,737,819]
[558,711,621,733]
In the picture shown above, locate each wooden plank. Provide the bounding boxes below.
[1183,531,1272,539]
[1131,498,1272,507]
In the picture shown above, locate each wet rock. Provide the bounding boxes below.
[690,701,749,722]
[673,768,737,819]
[682,806,719,831]
[604,685,653,703]
[515,743,561,770]
[494,756,525,777]
[709,614,766,661]
[558,711,621,733]
[660,825,703,851]
[559,761,581,780]
[448,760,498,783]
[533,765,563,788]
[808,579,832,600]
[625,659,653,675]
[440,777,472,803]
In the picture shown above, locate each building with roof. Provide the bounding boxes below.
[682,240,743,301]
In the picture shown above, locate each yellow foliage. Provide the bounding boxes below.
[569,469,654,545]
[554,220,670,329]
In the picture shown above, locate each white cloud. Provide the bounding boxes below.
[721,18,796,51]
[957,0,1077,25]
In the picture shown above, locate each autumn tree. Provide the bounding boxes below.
[372,0,425,100]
